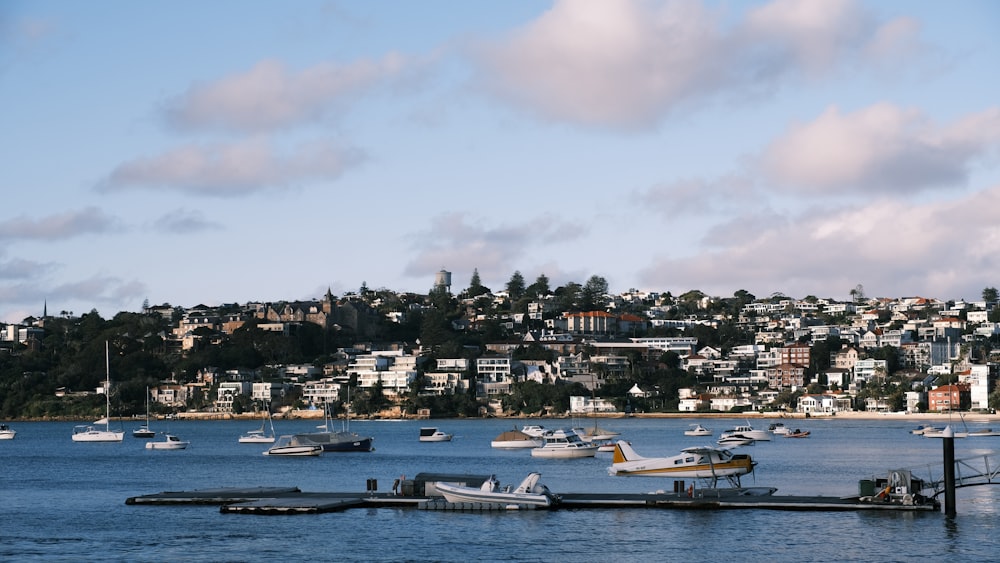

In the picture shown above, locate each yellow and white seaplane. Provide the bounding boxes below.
[608,441,757,487]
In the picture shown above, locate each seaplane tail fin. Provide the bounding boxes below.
[612,440,642,464]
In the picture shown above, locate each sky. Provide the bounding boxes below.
[2,0,1000,323]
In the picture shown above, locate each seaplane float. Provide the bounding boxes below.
[608,441,758,488]
[434,472,558,508]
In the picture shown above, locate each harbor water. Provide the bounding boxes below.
[3,416,999,562]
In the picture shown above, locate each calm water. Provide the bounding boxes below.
[3,417,998,562]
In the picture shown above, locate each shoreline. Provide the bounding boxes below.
[6,411,998,423]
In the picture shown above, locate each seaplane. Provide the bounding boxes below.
[608,441,757,487]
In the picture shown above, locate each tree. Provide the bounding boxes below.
[526,274,551,298]
[465,268,490,298]
[506,271,526,302]
[983,287,999,304]
[580,275,609,311]
[850,284,866,303]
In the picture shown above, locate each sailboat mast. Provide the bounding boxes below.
[105,340,111,431]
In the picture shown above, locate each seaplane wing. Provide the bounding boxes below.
[608,441,755,479]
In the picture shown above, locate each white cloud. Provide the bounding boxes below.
[470,0,918,128]
[759,104,1000,194]
[152,209,223,233]
[165,54,411,133]
[0,207,118,240]
[403,213,585,285]
[638,184,1000,300]
[100,137,366,197]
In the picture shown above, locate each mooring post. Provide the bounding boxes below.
[943,426,956,516]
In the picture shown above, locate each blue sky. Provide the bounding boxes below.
[2,0,999,322]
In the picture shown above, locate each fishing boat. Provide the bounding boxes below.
[145,433,189,450]
[295,401,373,452]
[0,423,15,440]
[490,428,543,449]
[263,435,323,456]
[239,406,276,444]
[684,423,713,436]
[132,387,155,438]
[419,427,453,442]
[72,342,125,443]
[768,422,791,436]
[608,441,757,487]
[530,428,599,458]
[434,472,557,507]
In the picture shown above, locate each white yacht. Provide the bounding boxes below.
[530,428,599,459]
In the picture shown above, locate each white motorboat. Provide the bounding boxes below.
[0,423,15,440]
[717,435,755,447]
[966,428,1000,437]
[684,424,713,436]
[145,433,189,450]
[608,441,756,487]
[719,422,770,442]
[434,472,557,507]
[239,407,276,444]
[530,428,599,458]
[419,427,453,442]
[132,387,155,438]
[263,435,323,456]
[72,342,125,443]
[768,422,791,436]
[491,428,543,449]
[520,425,547,438]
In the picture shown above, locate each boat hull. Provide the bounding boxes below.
[132,428,155,439]
[71,429,124,442]
[146,442,189,450]
[263,445,322,456]
[298,432,374,452]
[531,446,598,458]
[0,431,15,440]
[434,480,553,507]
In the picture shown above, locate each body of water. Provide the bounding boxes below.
[3,416,998,562]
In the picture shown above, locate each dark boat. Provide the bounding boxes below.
[295,402,373,453]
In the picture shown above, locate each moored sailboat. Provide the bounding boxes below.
[72,341,125,443]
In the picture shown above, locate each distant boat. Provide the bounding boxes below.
[530,428,599,459]
[718,422,770,442]
[0,423,15,440]
[146,433,189,450]
[72,341,125,443]
[132,387,155,438]
[263,435,323,457]
[491,428,542,449]
[684,424,713,436]
[520,425,547,438]
[419,427,453,442]
[295,401,373,452]
[239,406,276,444]
[784,429,811,438]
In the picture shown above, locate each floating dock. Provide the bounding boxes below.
[126,487,940,515]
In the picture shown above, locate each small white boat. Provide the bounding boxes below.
[717,435,755,447]
[72,342,124,443]
[768,422,791,436]
[419,427,453,442]
[608,441,756,487]
[0,423,15,440]
[530,428,599,459]
[263,435,323,456]
[520,425,547,438]
[684,424,713,436]
[133,387,155,438]
[145,433,189,450]
[911,423,944,435]
[239,408,276,444]
[719,423,770,442]
[434,472,556,507]
[490,428,542,449]
[573,426,621,442]
[966,428,1000,437]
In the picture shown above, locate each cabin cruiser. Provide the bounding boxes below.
[530,428,599,458]
[434,472,557,507]
[263,435,323,456]
[719,423,771,442]
[768,422,791,436]
[0,423,15,440]
[419,427,453,442]
[911,423,944,435]
[784,429,810,438]
[717,434,755,446]
[608,441,756,487]
[491,428,543,449]
[145,433,189,450]
[684,424,713,436]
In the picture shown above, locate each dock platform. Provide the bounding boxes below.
[125,486,940,514]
